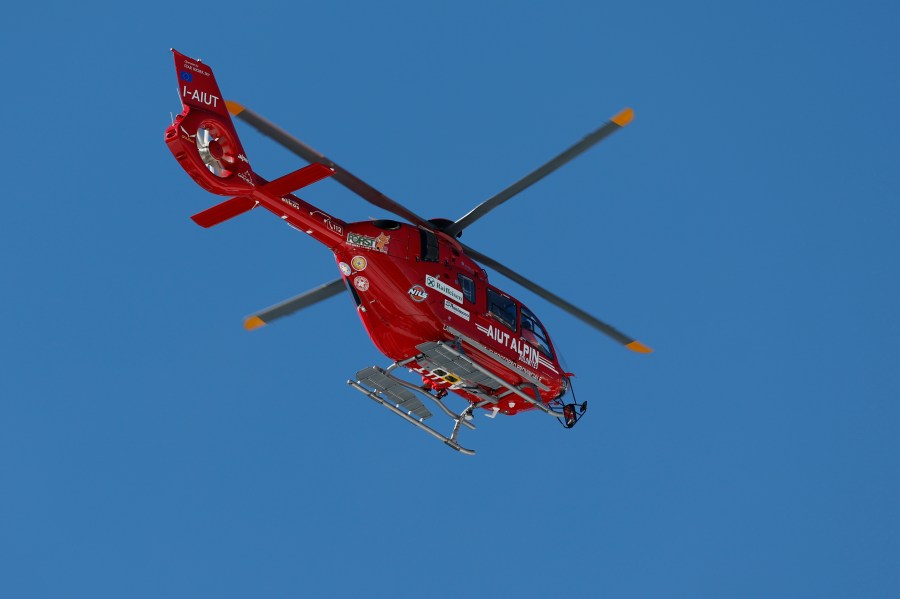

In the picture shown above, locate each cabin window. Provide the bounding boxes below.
[521,306,553,358]
[458,274,476,304]
[487,288,517,331]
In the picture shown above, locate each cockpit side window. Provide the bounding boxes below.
[521,306,553,358]
[458,274,476,304]
[487,288,517,331]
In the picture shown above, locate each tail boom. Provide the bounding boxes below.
[166,49,345,247]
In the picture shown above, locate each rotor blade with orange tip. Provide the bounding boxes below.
[462,243,652,353]
[244,278,346,330]
[443,108,635,237]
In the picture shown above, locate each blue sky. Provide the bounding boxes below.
[2,1,898,597]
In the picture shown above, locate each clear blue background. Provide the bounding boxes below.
[2,1,898,597]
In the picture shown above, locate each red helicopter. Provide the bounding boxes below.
[164,49,651,455]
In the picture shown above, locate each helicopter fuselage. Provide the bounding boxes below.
[332,219,568,414]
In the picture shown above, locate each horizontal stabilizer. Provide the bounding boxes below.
[259,163,334,198]
[190,196,257,228]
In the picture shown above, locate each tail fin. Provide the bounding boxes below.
[166,51,336,234]
[165,49,255,196]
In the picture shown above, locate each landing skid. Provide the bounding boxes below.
[347,340,577,455]
[347,378,477,455]
[347,358,477,455]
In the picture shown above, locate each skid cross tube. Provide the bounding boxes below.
[449,403,477,444]
[347,380,476,455]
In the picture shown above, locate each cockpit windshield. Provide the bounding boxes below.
[521,305,554,359]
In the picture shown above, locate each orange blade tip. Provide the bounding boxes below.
[225,100,245,115]
[626,340,653,353]
[244,316,266,331]
[611,107,634,127]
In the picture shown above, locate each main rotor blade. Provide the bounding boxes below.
[244,278,346,330]
[443,108,634,237]
[226,101,434,230]
[461,243,651,353]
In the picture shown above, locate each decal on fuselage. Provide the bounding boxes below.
[310,210,343,236]
[347,232,390,253]
[444,299,470,321]
[350,256,367,271]
[181,86,220,108]
[476,323,541,371]
[354,276,370,291]
[425,275,464,304]
[179,59,211,78]
[414,366,463,387]
[339,262,352,276]
[408,285,428,302]
[537,355,558,373]
[517,342,540,369]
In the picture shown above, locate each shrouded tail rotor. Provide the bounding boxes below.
[195,123,237,178]
[165,49,255,197]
